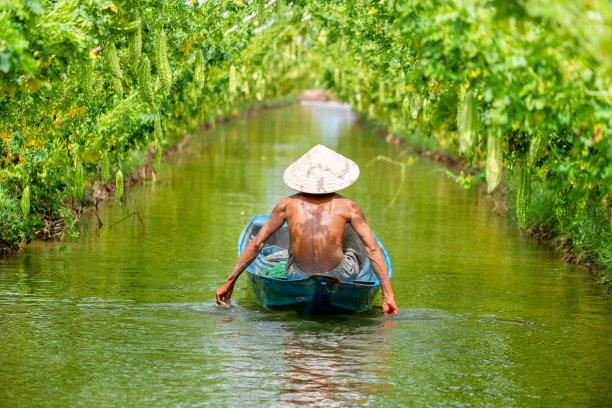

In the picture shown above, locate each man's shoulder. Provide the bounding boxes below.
[333,194,359,207]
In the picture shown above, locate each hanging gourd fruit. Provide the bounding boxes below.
[516,166,532,228]
[528,131,548,167]
[21,185,31,217]
[194,50,205,88]
[402,96,410,126]
[101,152,110,183]
[112,76,123,99]
[457,88,480,161]
[422,97,432,137]
[115,170,124,202]
[138,56,154,106]
[129,24,142,67]
[156,29,172,94]
[258,0,265,25]
[112,20,141,34]
[74,161,84,201]
[486,130,503,193]
[397,70,406,97]
[154,113,163,141]
[410,92,422,120]
[106,42,123,80]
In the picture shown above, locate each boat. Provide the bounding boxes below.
[237,215,393,314]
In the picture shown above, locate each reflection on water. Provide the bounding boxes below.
[1,105,612,407]
[277,318,394,407]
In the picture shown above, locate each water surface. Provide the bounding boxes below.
[1,105,612,407]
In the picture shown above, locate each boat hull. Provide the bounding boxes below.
[246,273,381,314]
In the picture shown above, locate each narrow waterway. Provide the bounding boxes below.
[1,105,611,407]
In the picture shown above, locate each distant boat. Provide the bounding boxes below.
[237,215,393,314]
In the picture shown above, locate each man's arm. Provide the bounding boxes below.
[348,202,398,315]
[215,199,288,306]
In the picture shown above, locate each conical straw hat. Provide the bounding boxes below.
[283,145,360,194]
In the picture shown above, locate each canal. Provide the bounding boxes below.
[1,105,611,406]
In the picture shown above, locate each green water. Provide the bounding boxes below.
[1,105,612,407]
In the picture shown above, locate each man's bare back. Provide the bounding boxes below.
[284,193,353,273]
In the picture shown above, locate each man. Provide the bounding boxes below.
[215,144,398,314]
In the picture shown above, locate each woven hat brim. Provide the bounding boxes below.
[283,159,360,194]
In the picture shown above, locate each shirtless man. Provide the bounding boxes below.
[215,145,398,314]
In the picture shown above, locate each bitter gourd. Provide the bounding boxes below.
[101,152,110,183]
[138,56,154,106]
[397,70,405,97]
[106,42,123,80]
[486,130,503,193]
[115,170,124,202]
[422,97,432,137]
[129,25,142,67]
[457,89,479,161]
[516,166,532,228]
[156,30,172,94]
[112,20,141,34]
[21,185,30,217]
[154,113,163,141]
[112,76,123,99]
[74,162,84,201]
[528,131,548,167]
[410,93,422,120]
[194,50,205,88]
[258,0,265,25]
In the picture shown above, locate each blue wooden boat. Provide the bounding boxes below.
[238,215,392,314]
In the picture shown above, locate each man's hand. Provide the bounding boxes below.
[216,281,235,307]
[382,296,398,315]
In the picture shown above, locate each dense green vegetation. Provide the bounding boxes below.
[1,1,610,278]
[0,0,314,250]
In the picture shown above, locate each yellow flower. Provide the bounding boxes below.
[464,82,470,89]
[368,7,376,15]
[512,121,520,131]
[236,0,244,6]
[110,4,118,13]
[89,50,97,60]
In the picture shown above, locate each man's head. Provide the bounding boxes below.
[283,145,360,194]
